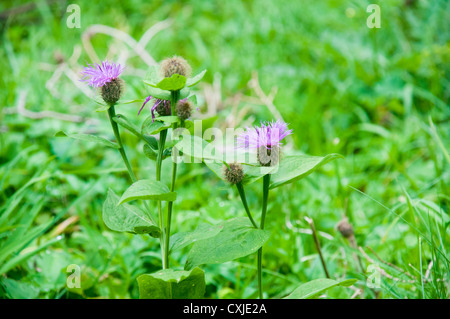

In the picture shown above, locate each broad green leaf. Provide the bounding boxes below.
[137,267,205,299]
[269,154,343,189]
[102,189,161,237]
[141,85,171,100]
[283,278,357,299]
[118,179,177,205]
[186,70,207,87]
[157,116,180,124]
[0,278,40,299]
[156,74,187,91]
[142,117,171,135]
[55,131,119,149]
[185,218,270,270]
[170,223,223,253]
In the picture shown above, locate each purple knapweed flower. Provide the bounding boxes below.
[237,119,292,150]
[237,119,292,166]
[139,95,171,121]
[80,60,125,88]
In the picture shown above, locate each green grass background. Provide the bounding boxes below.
[0,0,449,299]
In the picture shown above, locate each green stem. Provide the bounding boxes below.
[107,106,136,182]
[164,90,181,268]
[258,174,270,299]
[236,182,258,228]
[107,105,158,225]
[156,129,168,269]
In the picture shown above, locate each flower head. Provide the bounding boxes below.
[139,95,171,121]
[160,56,192,78]
[223,163,244,185]
[237,119,292,150]
[80,60,125,88]
[237,120,292,166]
[80,60,125,105]
[176,99,193,121]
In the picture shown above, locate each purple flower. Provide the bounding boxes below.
[138,95,171,121]
[237,119,292,150]
[80,60,125,88]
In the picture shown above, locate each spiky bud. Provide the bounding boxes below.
[160,56,192,78]
[257,145,280,167]
[223,163,244,185]
[156,100,171,116]
[176,99,193,121]
[337,218,354,239]
[101,78,124,106]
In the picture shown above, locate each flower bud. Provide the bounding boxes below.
[337,218,354,239]
[101,78,124,106]
[257,145,280,167]
[160,56,192,78]
[176,99,193,121]
[156,99,171,116]
[223,163,244,185]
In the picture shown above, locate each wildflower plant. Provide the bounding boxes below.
[60,54,356,299]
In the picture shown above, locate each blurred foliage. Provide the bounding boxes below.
[0,0,449,299]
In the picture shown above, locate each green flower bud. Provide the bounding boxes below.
[160,56,192,78]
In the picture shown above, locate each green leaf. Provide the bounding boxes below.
[157,116,180,124]
[144,65,162,86]
[186,70,207,87]
[141,85,171,100]
[283,278,357,299]
[156,74,187,91]
[141,117,171,135]
[55,131,119,149]
[185,218,270,270]
[143,144,157,161]
[137,267,206,299]
[119,99,145,105]
[95,104,111,112]
[118,180,177,205]
[269,154,343,189]
[102,189,161,237]
[170,223,223,253]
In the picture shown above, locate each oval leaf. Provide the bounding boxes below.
[284,278,357,299]
[186,70,207,87]
[55,131,119,149]
[118,179,177,205]
[269,153,343,189]
[137,267,205,299]
[184,218,270,270]
[156,74,186,91]
[102,189,161,237]
[170,223,223,253]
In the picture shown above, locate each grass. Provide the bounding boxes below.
[0,0,449,299]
